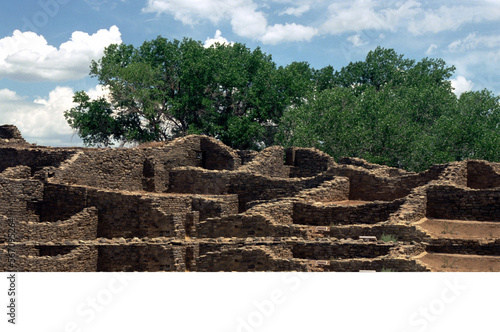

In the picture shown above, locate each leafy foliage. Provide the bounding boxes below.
[65,37,314,149]
[277,47,500,171]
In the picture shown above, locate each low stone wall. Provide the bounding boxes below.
[426,238,500,256]
[337,157,409,177]
[326,257,430,272]
[168,167,329,211]
[0,177,43,222]
[192,195,239,220]
[197,214,271,238]
[96,244,185,272]
[0,208,97,242]
[295,177,349,202]
[237,150,258,165]
[291,241,394,260]
[0,147,76,174]
[196,246,306,272]
[438,161,468,187]
[247,200,295,225]
[388,185,428,225]
[0,246,98,272]
[426,185,500,221]
[330,165,445,201]
[53,135,241,192]
[199,136,242,170]
[326,224,431,242]
[1,166,31,179]
[40,183,193,238]
[292,199,404,226]
[286,147,335,178]
[239,146,289,178]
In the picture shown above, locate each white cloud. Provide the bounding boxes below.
[408,3,500,35]
[450,76,474,96]
[279,4,310,17]
[86,84,111,101]
[261,23,318,44]
[0,85,111,146]
[0,26,122,82]
[347,34,367,47]
[142,0,318,44]
[0,89,23,101]
[321,0,421,35]
[448,33,500,52]
[319,1,500,37]
[204,30,233,48]
[425,43,438,55]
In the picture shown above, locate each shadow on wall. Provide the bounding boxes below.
[467,161,500,189]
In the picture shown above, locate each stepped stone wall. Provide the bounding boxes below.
[1,125,500,272]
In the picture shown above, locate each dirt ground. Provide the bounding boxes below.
[416,218,500,240]
[417,252,500,272]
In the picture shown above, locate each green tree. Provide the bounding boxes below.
[433,89,500,162]
[66,36,311,149]
[277,47,463,172]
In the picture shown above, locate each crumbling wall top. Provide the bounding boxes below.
[0,125,23,139]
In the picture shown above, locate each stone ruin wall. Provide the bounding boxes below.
[0,124,500,272]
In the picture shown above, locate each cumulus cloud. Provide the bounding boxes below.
[0,26,122,82]
[279,4,310,17]
[0,85,110,146]
[425,43,438,55]
[321,0,421,35]
[319,1,500,37]
[347,34,367,47]
[261,23,318,44]
[408,3,500,35]
[450,76,474,96]
[142,0,317,44]
[204,30,233,48]
[448,33,500,52]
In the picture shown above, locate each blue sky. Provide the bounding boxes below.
[1,0,500,146]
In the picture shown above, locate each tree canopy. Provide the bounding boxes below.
[277,46,499,171]
[65,37,315,149]
[66,40,500,171]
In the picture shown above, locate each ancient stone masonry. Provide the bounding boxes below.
[1,125,500,272]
